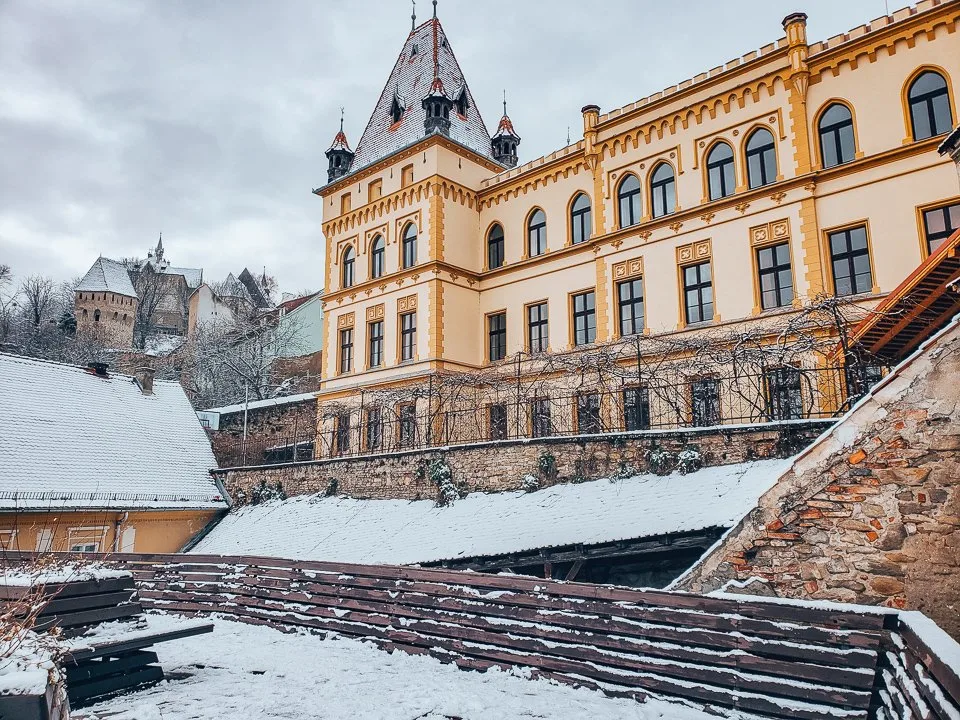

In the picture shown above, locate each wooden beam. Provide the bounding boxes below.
[565,559,585,582]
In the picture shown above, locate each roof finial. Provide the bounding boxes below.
[339,106,344,132]
[433,0,437,19]
[566,126,571,145]
[411,0,416,31]
[502,89,507,116]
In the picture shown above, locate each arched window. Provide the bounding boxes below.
[908,71,952,140]
[487,224,505,269]
[341,247,355,288]
[650,163,676,218]
[370,235,385,279]
[745,129,777,189]
[94,309,101,322]
[570,193,592,245]
[617,174,641,228]
[402,223,417,269]
[527,209,547,257]
[818,103,856,168]
[706,142,735,200]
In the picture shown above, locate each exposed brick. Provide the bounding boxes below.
[848,449,867,465]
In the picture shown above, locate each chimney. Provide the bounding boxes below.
[134,367,155,395]
[87,362,109,378]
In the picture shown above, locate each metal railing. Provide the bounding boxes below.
[215,365,875,467]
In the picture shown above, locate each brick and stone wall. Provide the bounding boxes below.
[678,320,960,640]
[209,396,317,467]
[214,420,830,503]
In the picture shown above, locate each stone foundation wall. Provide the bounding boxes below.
[214,420,830,504]
[209,397,317,467]
[678,321,960,640]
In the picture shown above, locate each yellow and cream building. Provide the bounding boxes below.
[314,1,960,454]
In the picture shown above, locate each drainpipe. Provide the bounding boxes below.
[112,512,128,553]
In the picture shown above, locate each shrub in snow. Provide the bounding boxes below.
[427,457,460,507]
[324,478,339,497]
[537,452,557,480]
[250,479,287,505]
[610,462,637,481]
[676,447,703,475]
[646,446,675,476]
[520,475,540,492]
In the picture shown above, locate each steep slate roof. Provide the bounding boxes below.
[164,266,203,289]
[349,19,499,175]
[0,354,226,510]
[76,257,137,298]
[194,460,789,564]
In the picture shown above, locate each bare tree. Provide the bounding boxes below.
[0,265,17,346]
[18,275,55,330]
[131,264,173,349]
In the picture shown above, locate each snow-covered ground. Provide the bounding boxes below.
[195,459,790,564]
[78,614,755,720]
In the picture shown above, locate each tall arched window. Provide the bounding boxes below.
[370,235,385,279]
[650,163,676,218]
[527,209,547,257]
[94,309,101,322]
[402,223,417,269]
[705,142,735,200]
[341,247,355,288]
[908,71,953,140]
[745,128,777,189]
[818,103,856,168]
[617,174,641,228]
[570,193,592,245]
[487,223,505,269]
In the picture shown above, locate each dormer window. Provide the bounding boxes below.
[390,97,404,124]
[410,44,419,57]
[455,89,468,117]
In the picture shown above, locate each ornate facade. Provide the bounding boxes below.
[314,1,960,457]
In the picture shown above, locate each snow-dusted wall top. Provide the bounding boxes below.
[194,459,788,564]
[0,354,225,509]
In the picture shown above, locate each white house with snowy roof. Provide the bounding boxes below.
[0,353,226,554]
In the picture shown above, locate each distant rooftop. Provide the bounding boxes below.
[75,257,137,298]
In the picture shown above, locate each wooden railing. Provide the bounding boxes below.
[6,553,959,719]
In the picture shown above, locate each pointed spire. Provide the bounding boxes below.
[325,108,354,182]
[492,89,520,168]
[155,232,164,262]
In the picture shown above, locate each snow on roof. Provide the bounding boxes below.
[0,354,226,510]
[203,391,317,416]
[194,459,789,564]
[347,19,500,177]
[75,257,137,298]
[164,265,202,288]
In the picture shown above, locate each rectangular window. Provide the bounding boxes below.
[765,367,804,421]
[340,193,352,215]
[401,164,414,188]
[35,529,53,553]
[577,393,602,434]
[368,179,382,203]
[365,407,382,451]
[530,398,552,438]
[398,404,417,448]
[489,404,508,441]
[488,312,507,362]
[0,531,17,551]
[617,278,645,336]
[691,378,721,427]
[339,328,354,374]
[368,321,384,368]
[572,291,596,346]
[623,387,650,431]
[400,312,416,362]
[829,225,872,296]
[335,412,351,455]
[527,302,549,353]
[922,202,960,255]
[757,242,794,309]
[682,262,714,324]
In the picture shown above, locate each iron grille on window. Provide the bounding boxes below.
[489,404,508,441]
[334,413,351,454]
[572,291,596,346]
[399,404,417,448]
[691,378,721,427]
[577,393,602,434]
[623,387,650,431]
[757,243,793,309]
[365,407,382,451]
[530,398,552,438]
[765,367,804,421]
[527,302,548,353]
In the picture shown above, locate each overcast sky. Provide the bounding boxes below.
[0,0,890,297]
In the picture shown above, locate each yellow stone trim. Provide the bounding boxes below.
[611,256,644,282]
[594,256,609,343]
[748,219,797,314]
[429,182,444,262]
[429,279,444,358]
[798,196,824,297]
[479,159,588,209]
[365,304,385,323]
[898,64,958,145]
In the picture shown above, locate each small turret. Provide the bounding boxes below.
[422,76,453,136]
[491,93,520,168]
[325,113,354,183]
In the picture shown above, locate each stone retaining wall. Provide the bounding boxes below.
[678,320,960,640]
[214,421,830,504]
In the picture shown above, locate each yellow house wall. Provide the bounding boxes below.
[0,509,219,554]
